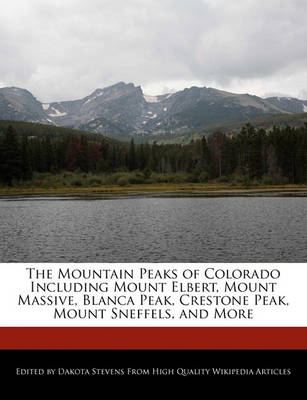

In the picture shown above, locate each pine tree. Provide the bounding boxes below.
[128,138,136,171]
[32,138,45,172]
[295,126,307,183]
[248,127,264,179]
[21,136,33,180]
[137,143,146,170]
[76,135,89,172]
[208,131,225,177]
[200,136,210,172]
[0,125,22,185]
[44,136,55,172]
[66,138,77,171]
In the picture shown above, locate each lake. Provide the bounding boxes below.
[0,196,306,262]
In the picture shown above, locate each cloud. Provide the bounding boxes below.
[0,0,307,101]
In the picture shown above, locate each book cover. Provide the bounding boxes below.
[0,0,306,386]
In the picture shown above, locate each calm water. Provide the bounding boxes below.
[0,197,306,262]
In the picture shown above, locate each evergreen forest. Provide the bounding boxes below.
[0,120,306,187]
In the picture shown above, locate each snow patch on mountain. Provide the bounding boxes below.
[48,107,67,117]
[84,90,104,105]
[42,104,50,110]
[84,98,93,105]
[303,104,307,112]
[144,95,160,103]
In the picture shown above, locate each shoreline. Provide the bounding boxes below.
[0,184,307,198]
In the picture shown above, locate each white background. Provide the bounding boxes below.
[0,263,306,327]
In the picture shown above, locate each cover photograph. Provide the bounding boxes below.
[0,0,306,384]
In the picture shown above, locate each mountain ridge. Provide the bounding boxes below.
[1,82,307,140]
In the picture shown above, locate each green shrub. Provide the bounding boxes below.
[188,171,201,183]
[216,175,231,183]
[62,172,73,178]
[261,174,276,185]
[88,177,103,186]
[232,175,251,186]
[198,172,209,183]
[105,172,126,185]
[279,177,290,185]
[167,174,186,184]
[117,176,129,186]
[128,172,145,184]
[143,167,152,180]
[152,173,168,183]
[241,176,251,187]
[71,180,83,187]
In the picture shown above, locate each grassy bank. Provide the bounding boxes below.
[0,185,306,197]
[0,171,306,196]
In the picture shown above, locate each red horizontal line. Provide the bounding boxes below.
[0,327,306,349]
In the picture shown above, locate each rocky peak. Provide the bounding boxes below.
[1,82,306,141]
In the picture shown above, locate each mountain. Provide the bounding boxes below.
[142,112,307,145]
[265,96,307,114]
[0,119,120,146]
[0,87,49,124]
[0,82,306,140]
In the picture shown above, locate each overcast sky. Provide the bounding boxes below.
[1,0,307,102]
